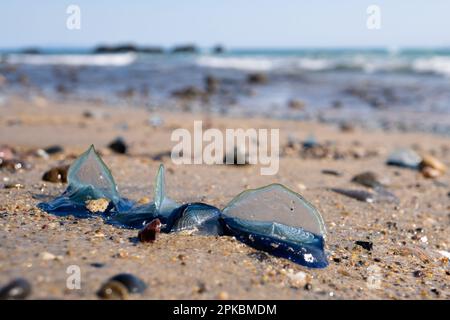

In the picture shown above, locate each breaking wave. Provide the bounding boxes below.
[3,53,137,66]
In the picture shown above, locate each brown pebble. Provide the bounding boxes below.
[421,166,441,179]
[42,165,69,183]
[420,154,447,173]
[217,291,229,300]
[97,280,128,300]
[138,219,161,243]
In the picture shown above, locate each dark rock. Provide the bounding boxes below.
[171,44,198,54]
[412,270,424,278]
[205,75,219,93]
[351,171,381,188]
[0,278,32,300]
[247,72,268,84]
[355,241,373,251]
[97,280,128,300]
[288,99,305,110]
[139,47,164,54]
[21,48,41,55]
[42,165,69,183]
[94,44,138,53]
[90,262,105,268]
[331,188,375,203]
[108,137,128,154]
[108,273,147,294]
[212,45,225,54]
[0,159,30,172]
[44,145,64,155]
[138,219,161,243]
[321,169,342,176]
[172,86,205,99]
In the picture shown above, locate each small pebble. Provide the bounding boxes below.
[42,165,69,183]
[108,137,127,154]
[138,219,161,243]
[108,273,147,294]
[85,198,109,213]
[97,280,128,300]
[0,278,32,300]
[355,241,373,251]
[217,291,229,300]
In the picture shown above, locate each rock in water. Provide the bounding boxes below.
[386,148,422,169]
[222,184,328,268]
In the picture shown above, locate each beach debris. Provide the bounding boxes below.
[0,159,30,172]
[419,154,446,178]
[288,99,306,110]
[0,278,32,300]
[0,145,14,160]
[172,86,205,100]
[331,188,375,203]
[108,137,128,154]
[39,146,329,268]
[222,184,328,268]
[138,218,161,243]
[4,183,25,189]
[321,169,342,176]
[86,198,110,213]
[247,72,268,84]
[351,171,383,189]
[43,145,64,155]
[386,148,422,169]
[205,75,219,93]
[331,186,398,204]
[97,281,129,300]
[42,165,69,183]
[302,134,318,149]
[355,241,373,251]
[108,273,147,294]
[148,115,163,127]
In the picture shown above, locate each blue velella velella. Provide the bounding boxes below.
[110,164,180,228]
[168,203,223,235]
[38,145,132,216]
[221,184,328,268]
[38,146,328,267]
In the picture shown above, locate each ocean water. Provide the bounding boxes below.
[1,48,450,134]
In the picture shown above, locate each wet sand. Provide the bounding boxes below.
[0,98,449,299]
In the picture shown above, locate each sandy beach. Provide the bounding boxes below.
[0,98,449,300]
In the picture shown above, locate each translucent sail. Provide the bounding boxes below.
[223,183,326,236]
[38,145,128,215]
[222,184,328,268]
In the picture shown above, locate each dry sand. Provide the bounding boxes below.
[0,98,449,299]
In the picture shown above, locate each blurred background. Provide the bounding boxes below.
[1,0,450,134]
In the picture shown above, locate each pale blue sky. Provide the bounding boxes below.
[1,0,449,48]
